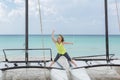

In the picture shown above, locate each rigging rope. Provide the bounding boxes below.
[37,0,48,80]
[37,0,46,65]
[115,0,120,31]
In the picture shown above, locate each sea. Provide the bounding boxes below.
[0,35,120,61]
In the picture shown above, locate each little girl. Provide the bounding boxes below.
[49,30,77,67]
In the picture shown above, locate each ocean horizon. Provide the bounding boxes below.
[0,34,120,36]
[0,35,120,61]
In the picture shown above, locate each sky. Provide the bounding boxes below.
[0,0,120,35]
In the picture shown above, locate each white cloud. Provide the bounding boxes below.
[109,1,120,16]
[0,0,119,35]
[9,0,25,17]
[29,0,57,16]
[0,2,9,22]
[0,0,24,23]
[71,0,89,5]
[28,0,38,16]
[8,7,24,18]
[13,0,24,5]
[41,6,57,16]
[0,2,6,17]
[0,0,58,20]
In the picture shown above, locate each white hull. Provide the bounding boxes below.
[70,68,91,80]
[1,58,120,80]
[51,69,68,80]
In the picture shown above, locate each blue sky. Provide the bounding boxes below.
[0,0,120,35]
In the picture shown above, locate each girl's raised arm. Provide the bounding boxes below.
[51,30,57,43]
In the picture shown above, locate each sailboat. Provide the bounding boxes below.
[0,0,120,80]
[69,0,120,80]
[0,0,68,80]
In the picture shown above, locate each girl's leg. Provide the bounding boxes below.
[49,61,55,67]
[64,53,77,67]
[71,60,77,67]
[49,54,60,67]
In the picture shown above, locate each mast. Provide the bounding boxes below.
[104,0,110,62]
[25,0,29,65]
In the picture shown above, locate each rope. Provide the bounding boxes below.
[37,0,47,80]
[115,0,120,31]
[37,0,46,66]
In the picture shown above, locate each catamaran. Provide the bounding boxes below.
[0,0,120,80]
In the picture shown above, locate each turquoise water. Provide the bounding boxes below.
[0,35,120,59]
